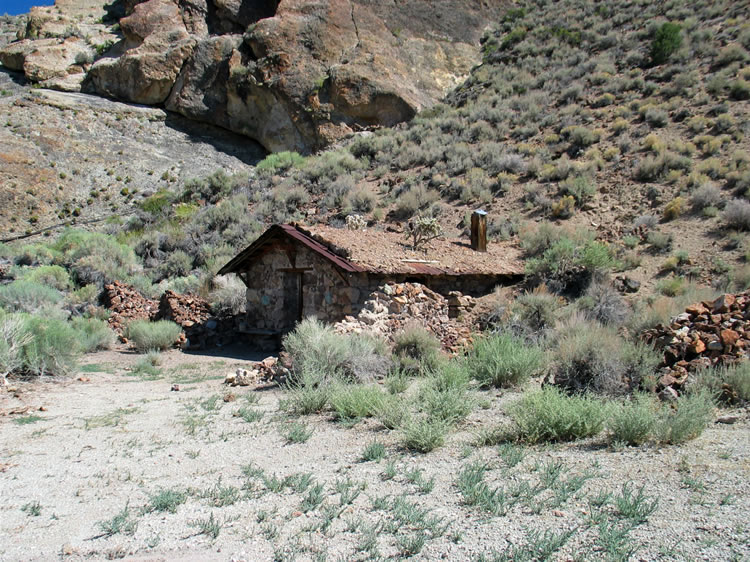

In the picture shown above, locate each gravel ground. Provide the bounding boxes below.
[1,347,749,561]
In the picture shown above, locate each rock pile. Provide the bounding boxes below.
[335,282,474,352]
[642,292,750,398]
[102,281,159,334]
[103,282,240,349]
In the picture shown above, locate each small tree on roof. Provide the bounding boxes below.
[405,215,442,250]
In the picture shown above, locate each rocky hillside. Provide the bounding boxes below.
[0,0,507,153]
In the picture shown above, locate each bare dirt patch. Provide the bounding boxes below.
[1,347,749,561]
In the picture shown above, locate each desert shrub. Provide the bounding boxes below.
[466,333,544,388]
[19,315,79,376]
[393,323,441,374]
[281,370,331,414]
[519,222,559,257]
[656,276,686,297]
[393,185,439,219]
[346,187,376,213]
[70,317,114,352]
[607,393,659,446]
[159,250,193,280]
[526,235,615,296]
[126,320,182,352]
[551,323,660,395]
[256,151,305,174]
[283,318,390,383]
[400,417,448,452]
[650,22,682,65]
[559,175,596,204]
[715,44,749,68]
[18,265,72,291]
[562,126,600,150]
[0,314,32,382]
[329,384,386,420]
[723,199,750,230]
[0,281,62,313]
[691,362,750,405]
[634,151,691,182]
[578,280,629,326]
[507,386,608,443]
[662,196,686,221]
[209,275,246,316]
[496,286,562,341]
[655,391,714,444]
[644,107,669,128]
[52,229,141,287]
[182,170,241,203]
[646,230,672,252]
[729,80,750,101]
[690,182,722,211]
[419,361,474,424]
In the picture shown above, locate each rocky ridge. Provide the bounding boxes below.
[0,0,505,153]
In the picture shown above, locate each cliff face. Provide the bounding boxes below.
[0,0,505,153]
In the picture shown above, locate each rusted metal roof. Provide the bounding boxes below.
[217,224,366,276]
[218,223,524,278]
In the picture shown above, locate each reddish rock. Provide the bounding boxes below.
[688,339,706,354]
[686,303,709,316]
[712,294,736,313]
[720,329,740,347]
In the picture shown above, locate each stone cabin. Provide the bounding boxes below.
[217,222,524,337]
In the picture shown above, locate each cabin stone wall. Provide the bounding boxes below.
[242,244,364,332]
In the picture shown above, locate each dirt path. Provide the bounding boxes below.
[1,348,749,561]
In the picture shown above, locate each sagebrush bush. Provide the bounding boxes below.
[691,362,750,404]
[283,318,391,383]
[209,275,246,316]
[0,281,62,313]
[579,280,629,326]
[329,384,385,420]
[401,417,448,452]
[655,391,714,444]
[20,315,79,377]
[723,199,750,231]
[18,265,72,291]
[607,393,659,446]
[393,323,441,374]
[126,320,182,352]
[690,182,722,211]
[70,317,115,352]
[467,333,544,388]
[508,386,608,443]
[551,322,660,395]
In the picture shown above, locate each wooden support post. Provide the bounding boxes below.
[470,210,488,252]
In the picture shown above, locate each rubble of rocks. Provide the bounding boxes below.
[642,292,750,398]
[224,356,291,387]
[103,282,240,350]
[334,282,475,353]
[102,281,159,335]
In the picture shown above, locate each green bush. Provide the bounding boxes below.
[419,360,474,424]
[691,362,750,405]
[607,393,659,446]
[401,417,448,452]
[0,313,32,381]
[126,320,182,352]
[508,386,608,443]
[52,229,140,287]
[18,265,72,291]
[467,333,545,388]
[551,323,660,395]
[256,151,306,174]
[650,22,682,65]
[20,315,79,376]
[393,323,441,374]
[70,317,114,352]
[329,384,385,420]
[280,370,331,415]
[283,318,391,383]
[0,281,62,313]
[655,391,714,444]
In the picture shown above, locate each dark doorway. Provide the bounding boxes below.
[282,271,303,333]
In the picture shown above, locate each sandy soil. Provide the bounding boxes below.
[1,346,749,561]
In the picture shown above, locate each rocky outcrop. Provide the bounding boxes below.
[88,0,196,104]
[1,0,502,152]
